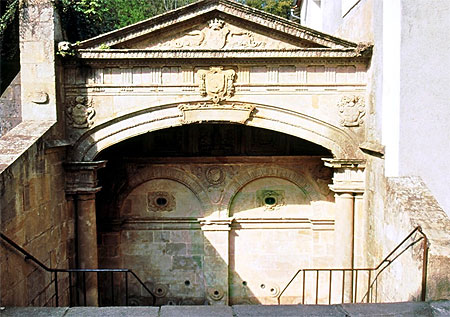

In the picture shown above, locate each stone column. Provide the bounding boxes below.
[65,161,106,306]
[323,158,365,303]
[333,192,355,268]
[199,217,233,305]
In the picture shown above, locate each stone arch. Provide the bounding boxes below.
[70,101,362,162]
[116,166,212,213]
[220,165,322,214]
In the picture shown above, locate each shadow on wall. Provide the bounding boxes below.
[94,162,336,305]
[92,123,335,305]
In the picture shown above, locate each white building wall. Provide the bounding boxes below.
[398,0,450,215]
[300,0,450,216]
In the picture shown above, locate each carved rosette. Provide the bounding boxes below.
[66,96,95,129]
[205,166,225,186]
[197,67,236,104]
[337,95,365,127]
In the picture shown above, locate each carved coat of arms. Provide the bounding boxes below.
[197,67,236,104]
[66,96,96,128]
[337,95,365,127]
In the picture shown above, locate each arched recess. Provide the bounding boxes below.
[220,165,323,214]
[115,166,212,213]
[69,101,362,162]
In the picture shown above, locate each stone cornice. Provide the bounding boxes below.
[199,217,234,231]
[77,0,357,50]
[75,48,371,60]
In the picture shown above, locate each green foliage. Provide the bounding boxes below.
[58,0,116,41]
[58,0,198,42]
[0,0,20,93]
[58,0,292,42]
[98,43,110,50]
[0,0,18,36]
[237,0,292,19]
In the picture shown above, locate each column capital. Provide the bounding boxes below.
[322,158,366,169]
[199,217,234,231]
[323,158,365,194]
[64,160,107,195]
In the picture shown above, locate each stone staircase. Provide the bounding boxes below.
[2,301,450,316]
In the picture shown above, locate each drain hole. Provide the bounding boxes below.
[214,290,219,295]
[156,197,168,206]
[242,281,247,286]
[264,197,276,206]
[157,288,163,294]
[185,280,190,286]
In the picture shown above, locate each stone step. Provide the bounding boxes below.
[2,301,450,317]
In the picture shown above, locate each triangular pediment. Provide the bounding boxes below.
[78,0,357,51]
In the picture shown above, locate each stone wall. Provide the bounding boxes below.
[0,126,74,306]
[0,73,22,137]
[378,177,450,301]
[96,156,338,305]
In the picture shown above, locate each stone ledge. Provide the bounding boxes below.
[386,176,450,300]
[1,301,449,316]
[0,120,55,174]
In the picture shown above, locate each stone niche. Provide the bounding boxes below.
[96,125,337,305]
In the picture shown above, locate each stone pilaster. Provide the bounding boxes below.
[323,158,365,303]
[199,217,233,305]
[19,0,63,121]
[65,161,106,306]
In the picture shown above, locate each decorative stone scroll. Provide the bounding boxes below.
[66,96,96,129]
[198,67,236,104]
[178,102,255,124]
[337,95,365,127]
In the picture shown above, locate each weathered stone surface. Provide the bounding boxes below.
[0,307,69,317]
[341,302,433,316]
[430,300,450,316]
[64,307,160,317]
[383,177,450,301]
[233,304,347,316]
[160,305,233,317]
[0,73,22,137]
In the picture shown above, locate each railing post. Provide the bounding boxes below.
[421,234,429,301]
[54,272,59,307]
[302,270,305,304]
[69,272,73,306]
[125,272,129,306]
[315,270,319,304]
[83,272,87,306]
[111,271,115,305]
[328,270,332,305]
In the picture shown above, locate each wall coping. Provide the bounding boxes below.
[0,120,55,174]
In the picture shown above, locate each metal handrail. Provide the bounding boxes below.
[0,232,156,306]
[277,226,428,304]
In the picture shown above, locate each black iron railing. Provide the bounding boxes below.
[277,226,429,304]
[0,233,156,306]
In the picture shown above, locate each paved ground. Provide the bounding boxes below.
[1,301,450,316]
